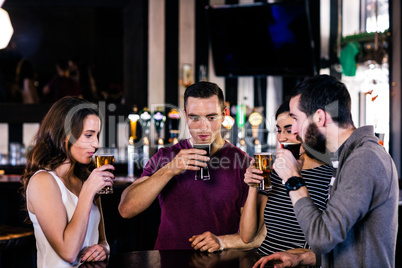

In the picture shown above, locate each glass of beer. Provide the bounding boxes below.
[194,144,210,180]
[281,142,301,159]
[94,154,114,194]
[254,152,273,191]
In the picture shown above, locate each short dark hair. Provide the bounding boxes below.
[184,81,225,112]
[289,75,354,128]
[275,100,290,120]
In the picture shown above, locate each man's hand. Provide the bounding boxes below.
[273,148,303,183]
[189,231,223,253]
[164,149,210,176]
[253,252,301,268]
[253,249,316,268]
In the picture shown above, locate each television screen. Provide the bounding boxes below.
[205,1,318,77]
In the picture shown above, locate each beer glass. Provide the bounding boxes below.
[281,142,301,159]
[254,152,273,191]
[194,144,210,180]
[94,154,114,194]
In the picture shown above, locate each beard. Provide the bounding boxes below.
[301,122,331,164]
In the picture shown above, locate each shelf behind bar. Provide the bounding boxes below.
[0,104,52,123]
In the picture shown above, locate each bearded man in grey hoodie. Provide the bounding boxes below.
[254,75,398,268]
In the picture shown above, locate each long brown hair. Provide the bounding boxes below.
[20,97,100,210]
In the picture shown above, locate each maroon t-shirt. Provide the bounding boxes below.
[141,139,251,250]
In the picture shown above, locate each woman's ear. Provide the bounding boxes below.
[64,135,71,152]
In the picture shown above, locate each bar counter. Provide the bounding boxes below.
[79,249,281,268]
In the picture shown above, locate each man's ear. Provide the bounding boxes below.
[222,107,228,122]
[313,109,327,127]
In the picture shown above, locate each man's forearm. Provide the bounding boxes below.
[288,186,309,206]
[286,248,317,266]
[119,166,174,218]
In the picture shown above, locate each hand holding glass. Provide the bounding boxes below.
[194,144,210,180]
[94,154,114,194]
[254,153,273,191]
[281,142,301,159]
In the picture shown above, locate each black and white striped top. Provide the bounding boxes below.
[258,164,333,255]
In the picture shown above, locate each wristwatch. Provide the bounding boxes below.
[285,176,305,195]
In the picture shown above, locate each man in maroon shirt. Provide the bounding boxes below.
[119,82,265,252]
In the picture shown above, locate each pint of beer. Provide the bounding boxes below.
[95,154,114,194]
[194,144,210,180]
[281,142,301,159]
[254,153,273,191]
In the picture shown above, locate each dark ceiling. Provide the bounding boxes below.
[3,0,129,8]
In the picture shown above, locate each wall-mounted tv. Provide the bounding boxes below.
[205,1,318,77]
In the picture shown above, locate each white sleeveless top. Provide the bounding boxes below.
[27,170,100,268]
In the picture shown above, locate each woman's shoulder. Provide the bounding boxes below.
[302,162,333,173]
[26,170,66,217]
[311,163,333,173]
[31,170,55,179]
[28,170,60,191]
[301,164,333,183]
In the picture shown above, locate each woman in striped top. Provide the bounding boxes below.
[240,101,333,256]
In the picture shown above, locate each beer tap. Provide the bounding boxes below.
[168,109,180,144]
[128,107,140,177]
[143,136,149,166]
[249,111,263,154]
[140,108,152,165]
[140,107,152,136]
[128,106,140,140]
[153,107,166,143]
[236,104,246,152]
[222,103,234,141]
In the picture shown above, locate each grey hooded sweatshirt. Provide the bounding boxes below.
[294,125,398,267]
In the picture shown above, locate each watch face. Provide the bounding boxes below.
[289,179,297,188]
[286,177,304,191]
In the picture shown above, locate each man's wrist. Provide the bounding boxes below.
[288,186,309,200]
[216,236,224,251]
[285,176,306,195]
[161,164,178,178]
[285,249,317,266]
[281,173,302,184]
[300,250,317,266]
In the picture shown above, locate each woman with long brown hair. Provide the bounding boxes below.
[21,96,113,267]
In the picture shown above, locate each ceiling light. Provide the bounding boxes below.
[0,8,13,49]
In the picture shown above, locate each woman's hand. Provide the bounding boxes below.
[244,159,263,188]
[80,244,109,263]
[83,165,115,196]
